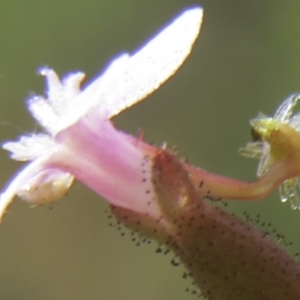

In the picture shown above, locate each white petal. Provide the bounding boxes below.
[274,93,300,122]
[289,114,300,132]
[0,158,48,221]
[62,72,86,94]
[82,7,203,118]
[0,151,74,221]
[17,169,73,205]
[39,68,63,106]
[27,95,58,131]
[39,70,85,113]
[50,71,86,113]
[3,134,55,161]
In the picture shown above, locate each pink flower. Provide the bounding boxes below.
[0,7,203,221]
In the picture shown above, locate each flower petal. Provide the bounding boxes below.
[3,134,54,161]
[27,95,58,132]
[274,93,300,122]
[0,157,70,221]
[81,7,203,119]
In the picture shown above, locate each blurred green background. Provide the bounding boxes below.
[0,1,300,299]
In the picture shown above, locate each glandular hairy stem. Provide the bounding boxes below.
[113,150,300,300]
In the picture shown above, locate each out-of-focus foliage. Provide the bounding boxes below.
[0,1,300,300]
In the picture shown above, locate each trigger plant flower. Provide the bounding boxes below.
[0,7,203,221]
[240,94,300,209]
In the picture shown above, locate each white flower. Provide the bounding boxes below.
[0,7,203,222]
[240,93,300,209]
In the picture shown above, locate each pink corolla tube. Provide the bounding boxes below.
[2,6,300,300]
